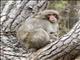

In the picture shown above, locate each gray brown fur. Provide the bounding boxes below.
[16,10,60,50]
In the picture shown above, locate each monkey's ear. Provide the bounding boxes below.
[34,11,46,19]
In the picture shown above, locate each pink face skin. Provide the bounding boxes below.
[48,14,57,23]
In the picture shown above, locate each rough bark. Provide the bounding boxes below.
[1,0,48,60]
[0,0,80,60]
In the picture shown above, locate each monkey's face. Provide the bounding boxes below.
[47,14,58,23]
[38,10,60,23]
[34,10,60,23]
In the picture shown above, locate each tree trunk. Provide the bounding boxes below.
[0,0,80,60]
[1,0,48,60]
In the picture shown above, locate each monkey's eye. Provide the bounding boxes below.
[53,14,58,20]
[47,14,51,16]
[50,32,54,34]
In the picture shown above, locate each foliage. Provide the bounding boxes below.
[48,1,67,11]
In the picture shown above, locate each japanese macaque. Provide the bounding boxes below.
[16,10,60,50]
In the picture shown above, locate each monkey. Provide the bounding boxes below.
[22,28,50,50]
[16,9,60,51]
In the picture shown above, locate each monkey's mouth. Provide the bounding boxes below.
[48,15,57,23]
[49,19,57,23]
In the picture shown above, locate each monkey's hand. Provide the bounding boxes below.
[49,33,58,42]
